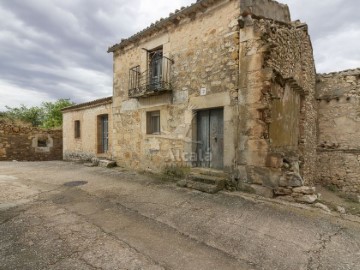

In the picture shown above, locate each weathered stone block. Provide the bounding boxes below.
[292,186,316,195]
[286,172,304,187]
[315,203,331,213]
[295,194,317,204]
[274,187,292,196]
[247,166,280,187]
[99,160,117,168]
[250,184,274,198]
[266,154,283,168]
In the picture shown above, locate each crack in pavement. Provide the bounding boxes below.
[306,227,344,270]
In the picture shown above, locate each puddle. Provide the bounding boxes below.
[63,181,88,187]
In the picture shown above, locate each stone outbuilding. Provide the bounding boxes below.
[62,97,113,161]
[62,0,359,197]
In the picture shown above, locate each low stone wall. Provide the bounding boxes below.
[316,69,360,194]
[0,122,62,161]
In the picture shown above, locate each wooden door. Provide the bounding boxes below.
[196,108,224,169]
[98,115,109,153]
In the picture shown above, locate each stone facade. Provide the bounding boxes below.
[62,97,113,162]
[61,0,359,196]
[110,0,241,171]
[316,69,360,194]
[235,9,316,198]
[105,0,317,196]
[0,121,62,161]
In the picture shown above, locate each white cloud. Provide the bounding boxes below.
[0,80,53,110]
[0,0,359,109]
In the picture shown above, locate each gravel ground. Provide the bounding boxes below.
[0,161,360,270]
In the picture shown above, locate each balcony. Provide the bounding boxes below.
[128,55,173,98]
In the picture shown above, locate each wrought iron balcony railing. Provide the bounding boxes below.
[128,56,173,98]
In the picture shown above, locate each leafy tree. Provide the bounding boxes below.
[5,105,44,127]
[41,99,75,128]
[3,99,75,128]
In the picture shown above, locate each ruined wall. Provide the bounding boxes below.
[0,121,62,161]
[63,102,112,162]
[237,16,316,192]
[112,0,240,171]
[316,69,360,194]
[240,0,291,22]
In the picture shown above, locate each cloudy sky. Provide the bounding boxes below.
[0,0,359,110]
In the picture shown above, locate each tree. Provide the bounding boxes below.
[5,105,44,127]
[41,99,75,128]
[3,99,75,128]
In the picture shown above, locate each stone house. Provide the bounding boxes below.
[62,97,113,161]
[62,0,359,196]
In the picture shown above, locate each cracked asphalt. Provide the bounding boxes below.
[1,161,360,270]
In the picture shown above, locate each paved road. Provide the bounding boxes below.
[0,161,360,270]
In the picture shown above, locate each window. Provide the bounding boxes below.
[74,120,81,138]
[146,111,160,135]
[37,139,47,147]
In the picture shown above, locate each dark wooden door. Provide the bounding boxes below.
[197,108,224,169]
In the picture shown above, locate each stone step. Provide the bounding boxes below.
[185,179,224,194]
[190,167,229,179]
[98,159,117,168]
[177,168,227,194]
[188,173,226,186]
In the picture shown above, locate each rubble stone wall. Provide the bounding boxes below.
[0,121,62,161]
[316,69,360,194]
[240,0,291,23]
[237,16,316,194]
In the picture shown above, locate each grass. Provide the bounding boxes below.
[320,184,360,216]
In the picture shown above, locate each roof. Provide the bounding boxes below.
[107,0,292,53]
[61,97,112,113]
[107,0,221,53]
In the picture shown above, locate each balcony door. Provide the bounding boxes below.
[148,48,163,91]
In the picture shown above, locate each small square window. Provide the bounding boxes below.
[146,111,160,135]
[38,139,47,147]
[74,120,81,138]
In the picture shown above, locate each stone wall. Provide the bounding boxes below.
[112,0,240,171]
[0,121,62,161]
[316,69,360,194]
[237,15,316,195]
[240,0,291,23]
[62,99,113,162]
[108,0,318,199]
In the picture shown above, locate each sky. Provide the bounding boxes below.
[0,0,359,110]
